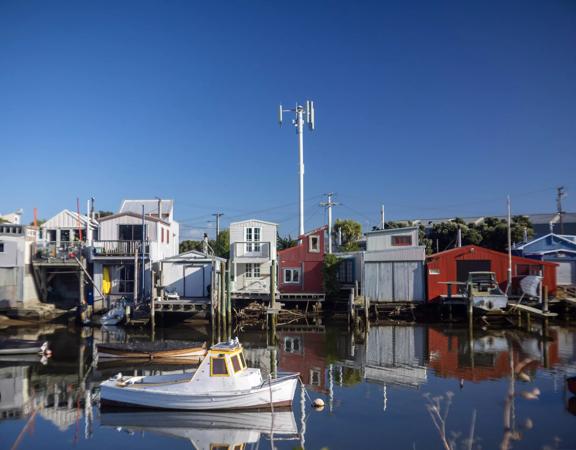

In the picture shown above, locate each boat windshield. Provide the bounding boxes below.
[230,354,242,373]
[210,356,229,376]
[239,350,247,369]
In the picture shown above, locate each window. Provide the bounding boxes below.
[239,351,247,368]
[309,235,320,253]
[337,260,355,284]
[118,265,135,293]
[231,354,242,372]
[245,263,260,278]
[284,268,301,284]
[310,369,321,386]
[119,224,144,241]
[245,227,261,252]
[0,242,4,253]
[210,357,229,376]
[429,268,440,275]
[391,235,412,246]
[284,336,302,353]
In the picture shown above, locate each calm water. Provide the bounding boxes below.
[1,320,575,450]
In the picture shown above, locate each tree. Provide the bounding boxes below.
[323,253,341,298]
[213,229,230,259]
[97,210,114,218]
[333,219,362,251]
[277,233,298,251]
[179,240,203,253]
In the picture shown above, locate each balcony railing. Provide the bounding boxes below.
[92,240,149,257]
[232,241,271,259]
[33,241,82,262]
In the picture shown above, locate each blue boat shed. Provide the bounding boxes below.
[513,233,576,286]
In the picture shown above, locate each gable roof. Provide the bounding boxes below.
[427,244,557,267]
[514,233,576,252]
[162,250,226,262]
[99,211,169,224]
[119,199,174,216]
[41,209,98,229]
[229,218,278,226]
[298,225,328,239]
[365,226,419,236]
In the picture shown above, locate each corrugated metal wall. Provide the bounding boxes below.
[364,261,425,302]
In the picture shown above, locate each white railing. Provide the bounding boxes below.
[232,241,271,259]
[92,240,149,257]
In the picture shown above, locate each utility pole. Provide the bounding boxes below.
[212,213,224,240]
[506,195,512,294]
[320,193,339,253]
[380,205,385,230]
[279,101,316,237]
[557,186,566,234]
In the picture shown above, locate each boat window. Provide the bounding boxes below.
[211,357,229,376]
[234,445,245,450]
[231,354,242,372]
[239,351,247,369]
[210,445,228,450]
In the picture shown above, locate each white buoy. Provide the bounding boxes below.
[312,398,325,408]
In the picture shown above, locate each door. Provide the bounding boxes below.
[393,262,425,302]
[556,261,576,285]
[457,260,491,282]
[184,265,206,298]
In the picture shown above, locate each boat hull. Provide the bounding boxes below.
[97,341,206,360]
[100,375,299,411]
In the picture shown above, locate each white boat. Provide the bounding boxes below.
[99,338,299,410]
[467,272,508,312]
[101,410,299,449]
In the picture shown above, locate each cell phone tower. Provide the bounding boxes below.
[278,101,315,237]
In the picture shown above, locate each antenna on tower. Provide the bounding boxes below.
[278,100,316,236]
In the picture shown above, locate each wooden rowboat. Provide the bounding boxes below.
[97,340,206,360]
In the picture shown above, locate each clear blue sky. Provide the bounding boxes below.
[1,0,575,239]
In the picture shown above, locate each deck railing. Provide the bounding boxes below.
[33,241,82,261]
[92,240,149,257]
[231,241,271,259]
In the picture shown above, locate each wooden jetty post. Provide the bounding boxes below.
[226,264,232,338]
[270,259,277,309]
[348,288,355,327]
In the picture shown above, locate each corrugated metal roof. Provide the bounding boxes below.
[119,199,174,215]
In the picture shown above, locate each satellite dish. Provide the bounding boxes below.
[309,101,315,130]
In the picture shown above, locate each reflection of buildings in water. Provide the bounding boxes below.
[428,327,561,382]
[0,363,96,436]
[0,366,32,419]
[278,331,327,393]
[361,326,428,389]
[554,326,576,372]
[100,410,299,450]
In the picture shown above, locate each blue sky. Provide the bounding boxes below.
[1,0,575,239]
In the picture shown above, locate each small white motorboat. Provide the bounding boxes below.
[467,272,508,312]
[100,338,299,410]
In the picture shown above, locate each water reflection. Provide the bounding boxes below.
[0,322,575,449]
[101,410,299,449]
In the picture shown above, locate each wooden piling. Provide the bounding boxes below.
[270,259,277,309]
[543,286,549,314]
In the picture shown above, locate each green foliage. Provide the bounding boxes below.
[97,210,114,218]
[277,232,298,251]
[179,240,204,253]
[213,229,230,259]
[427,216,534,253]
[333,219,362,251]
[179,229,230,258]
[323,253,342,298]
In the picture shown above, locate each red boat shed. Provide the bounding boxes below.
[426,245,557,302]
[278,226,327,295]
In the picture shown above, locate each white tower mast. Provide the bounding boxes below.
[279,101,315,237]
[321,193,339,254]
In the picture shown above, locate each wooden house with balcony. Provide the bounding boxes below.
[89,199,179,305]
[229,219,277,299]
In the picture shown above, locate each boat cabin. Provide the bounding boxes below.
[190,340,262,391]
